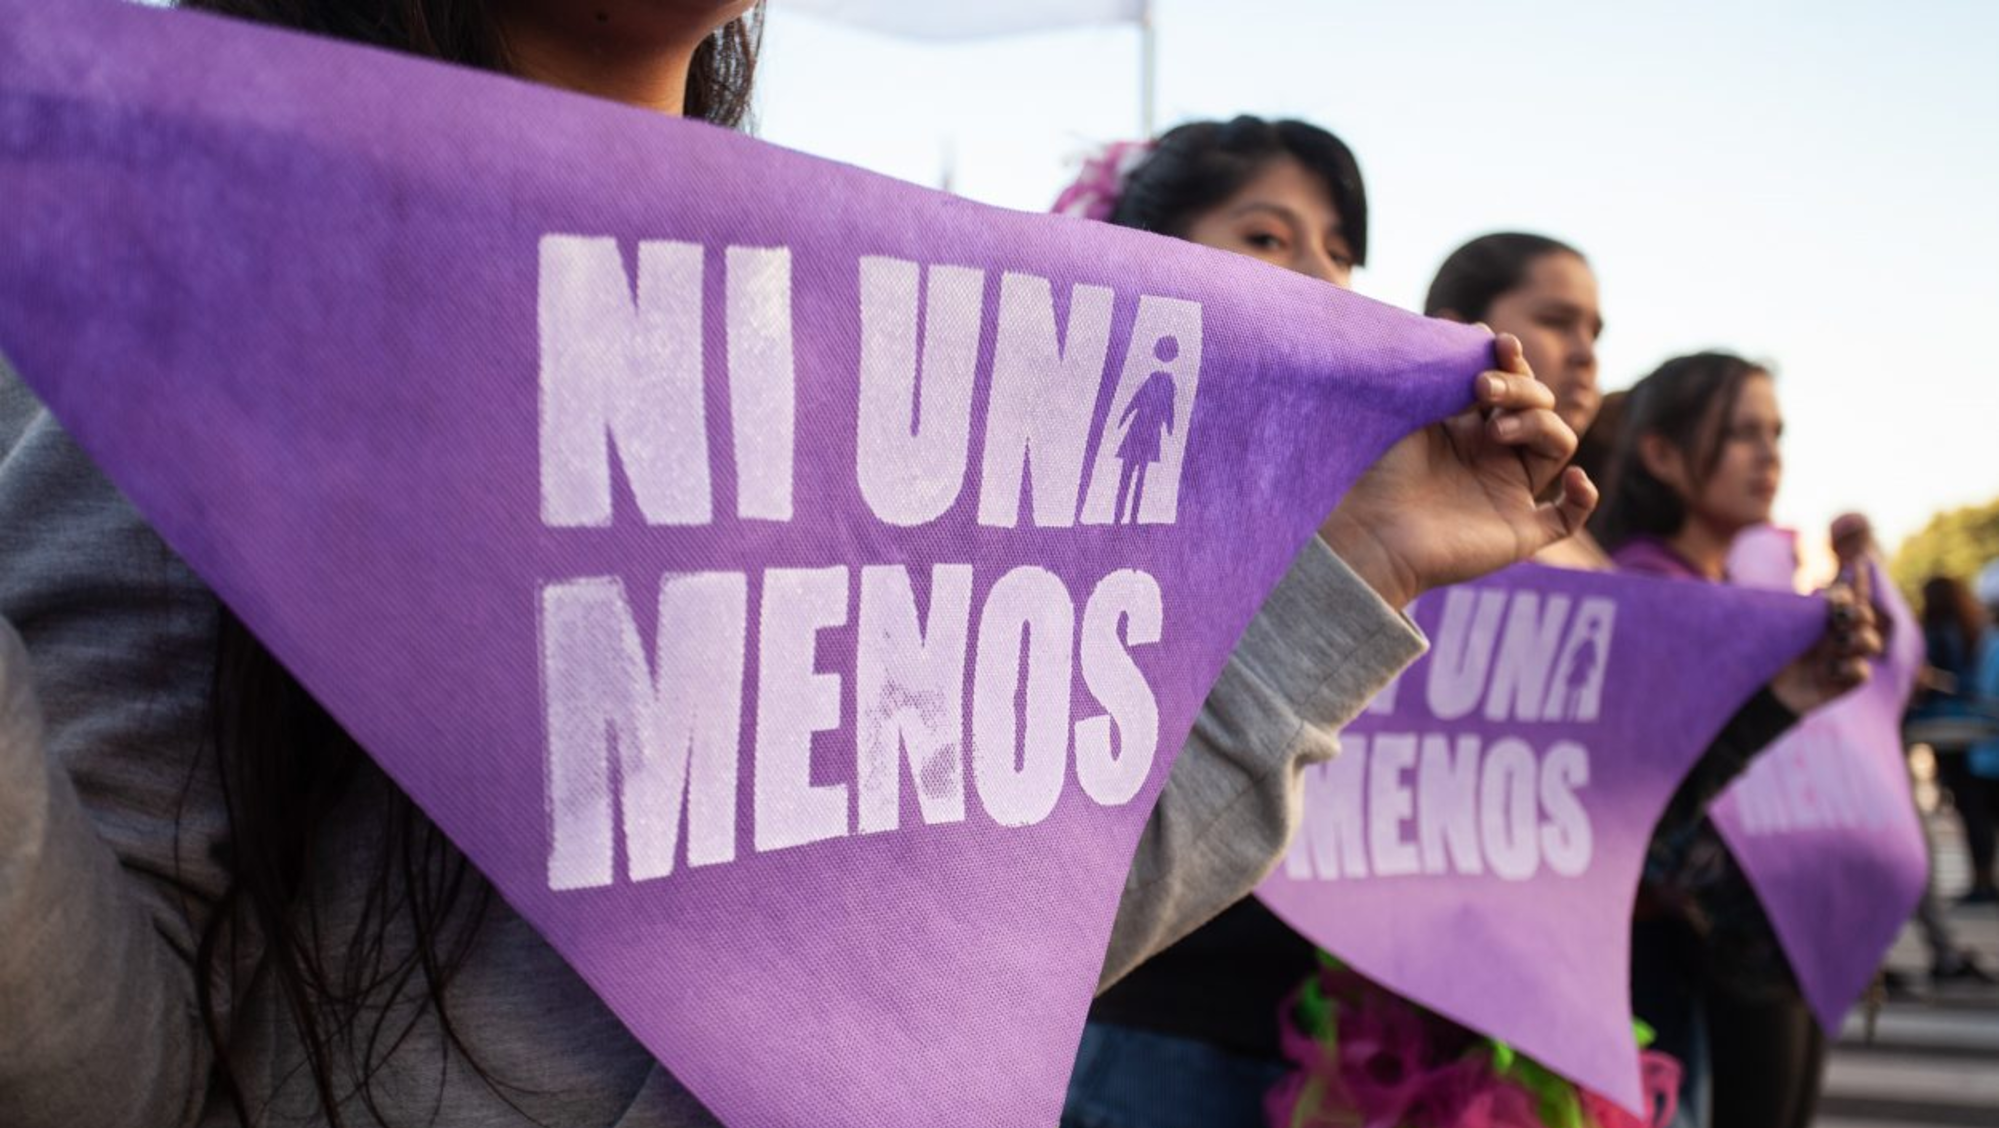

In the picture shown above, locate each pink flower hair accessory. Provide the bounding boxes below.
[1051,139,1156,221]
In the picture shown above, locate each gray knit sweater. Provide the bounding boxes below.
[0,365,1424,1127]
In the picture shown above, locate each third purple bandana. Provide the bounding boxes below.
[0,2,1498,1125]
[1710,534,1930,1031]
[1257,564,1825,1111]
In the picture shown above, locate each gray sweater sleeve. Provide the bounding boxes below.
[1096,538,1426,991]
[0,381,225,1128]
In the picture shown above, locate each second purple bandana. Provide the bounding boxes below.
[1711,536,1930,1031]
[1258,564,1825,1110]
[0,2,1493,1126]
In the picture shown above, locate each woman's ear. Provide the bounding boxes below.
[1638,433,1690,496]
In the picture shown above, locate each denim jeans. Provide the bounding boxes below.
[1061,1022,1289,1128]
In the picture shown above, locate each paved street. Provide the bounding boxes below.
[1818,813,1999,1127]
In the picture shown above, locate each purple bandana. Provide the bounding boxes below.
[1257,564,1824,1111]
[0,2,1502,1125]
[1710,535,1930,1031]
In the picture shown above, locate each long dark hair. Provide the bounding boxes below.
[173,2,762,1123]
[1110,115,1369,265]
[1423,231,1583,321]
[1592,351,1768,551]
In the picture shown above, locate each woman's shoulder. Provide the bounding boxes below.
[1534,529,1613,571]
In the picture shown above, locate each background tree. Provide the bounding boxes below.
[1892,496,1999,605]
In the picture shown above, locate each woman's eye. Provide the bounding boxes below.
[1245,232,1284,251]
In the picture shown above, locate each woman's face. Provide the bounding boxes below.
[1683,373,1784,534]
[1481,252,1602,434]
[1180,155,1356,289]
[494,0,755,50]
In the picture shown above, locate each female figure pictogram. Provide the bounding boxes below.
[1560,621,1602,720]
[1113,335,1180,524]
